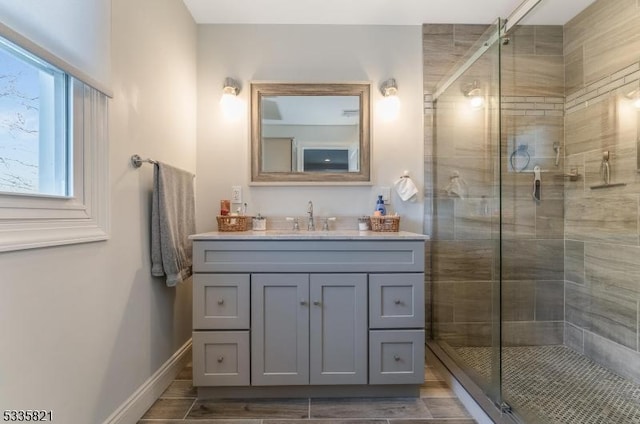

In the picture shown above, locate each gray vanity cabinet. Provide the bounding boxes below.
[251,273,367,386]
[190,235,426,396]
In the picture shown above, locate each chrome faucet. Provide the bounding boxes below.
[307,200,315,231]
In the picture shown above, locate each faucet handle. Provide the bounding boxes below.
[286,217,300,231]
[322,217,336,231]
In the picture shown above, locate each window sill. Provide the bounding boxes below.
[0,224,108,252]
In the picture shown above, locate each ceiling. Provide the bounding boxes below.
[182,0,597,26]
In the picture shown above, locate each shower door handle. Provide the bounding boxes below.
[532,166,542,202]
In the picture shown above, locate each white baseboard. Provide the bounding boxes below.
[102,339,192,424]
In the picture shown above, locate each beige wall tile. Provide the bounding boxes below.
[536,281,565,321]
[565,281,638,349]
[565,96,638,156]
[585,242,640,299]
[432,240,495,282]
[584,14,640,85]
[564,322,585,353]
[565,47,585,97]
[502,281,536,321]
[565,240,585,284]
[535,26,564,56]
[536,199,564,239]
[502,239,564,281]
[503,321,564,346]
[565,195,639,244]
[453,281,493,322]
[584,330,640,385]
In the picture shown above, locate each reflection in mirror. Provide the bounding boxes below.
[251,83,370,183]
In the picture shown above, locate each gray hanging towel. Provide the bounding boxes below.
[151,162,196,287]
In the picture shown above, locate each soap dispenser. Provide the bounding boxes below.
[375,195,386,216]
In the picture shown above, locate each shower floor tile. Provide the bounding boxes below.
[454,345,640,424]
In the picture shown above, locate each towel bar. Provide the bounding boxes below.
[131,154,158,168]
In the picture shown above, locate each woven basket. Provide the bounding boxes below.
[369,215,400,232]
[217,215,251,232]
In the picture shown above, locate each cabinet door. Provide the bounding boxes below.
[309,273,367,385]
[369,273,425,329]
[251,274,309,385]
[193,274,250,329]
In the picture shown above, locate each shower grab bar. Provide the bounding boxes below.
[131,154,158,168]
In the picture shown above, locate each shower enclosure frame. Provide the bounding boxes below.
[427,0,548,421]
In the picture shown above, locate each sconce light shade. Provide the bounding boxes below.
[463,80,484,109]
[627,88,640,109]
[380,78,398,97]
[221,77,243,121]
[223,77,241,96]
[378,78,400,121]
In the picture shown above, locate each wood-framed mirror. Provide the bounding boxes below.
[251,82,371,183]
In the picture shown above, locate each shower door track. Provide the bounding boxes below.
[432,0,542,101]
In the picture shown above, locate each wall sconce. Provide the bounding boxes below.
[220,77,242,120]
[626,88,640,109]
[463,80,484,109]
[378,78,400,121]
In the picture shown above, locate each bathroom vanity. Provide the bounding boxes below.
[189,230,427,398]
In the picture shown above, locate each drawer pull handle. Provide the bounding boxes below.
[300,299,308,306]
[313,301,322,306]
[394,299,403,305]
[217,299,225,305]
[394,355,401,361]
[217,356,224,363]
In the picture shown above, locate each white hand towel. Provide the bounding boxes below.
[394,176,419,202]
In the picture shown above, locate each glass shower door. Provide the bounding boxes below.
[430,20,503,406]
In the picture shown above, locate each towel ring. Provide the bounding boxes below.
[510,145,530,172]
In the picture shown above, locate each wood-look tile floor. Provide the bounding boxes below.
[138,362,476,424]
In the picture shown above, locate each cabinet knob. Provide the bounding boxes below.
[300,299,308,306]
[217,299,225,305]
[217,356,224,363]
[394,299,403,305]
[313,301,322,306]
[394,355,401,361]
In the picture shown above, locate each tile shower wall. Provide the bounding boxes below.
[563,0,640,385]
[500,25,565,346]
[424,24,493,349]
[425,24,565,350]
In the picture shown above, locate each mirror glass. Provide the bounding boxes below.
[251,83,370,183]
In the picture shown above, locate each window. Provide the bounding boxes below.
[0,38,68,196]
[0,30,109,252]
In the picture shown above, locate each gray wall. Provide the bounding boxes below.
[563,0,640,385]
[0,1,197,422]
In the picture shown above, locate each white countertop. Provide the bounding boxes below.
[190,230,429,241]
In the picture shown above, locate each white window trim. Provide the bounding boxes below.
[0,74,109,252]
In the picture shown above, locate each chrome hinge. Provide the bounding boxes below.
[499,402,512,414]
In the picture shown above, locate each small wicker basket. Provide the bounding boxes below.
[369,215,400,232]
[216,215,251,232]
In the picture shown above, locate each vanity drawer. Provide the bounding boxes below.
[193,240,425,273]
[369,330,424,385]
[192,331,250,386]
[369,274,424,328]
[193,274,250,329]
